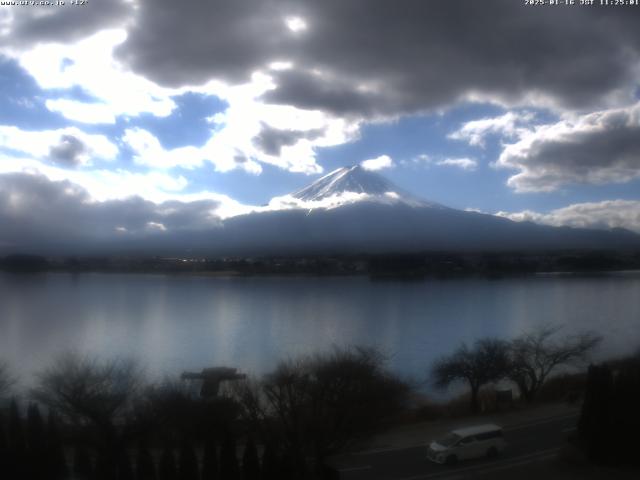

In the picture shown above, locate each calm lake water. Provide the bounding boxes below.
[1,272,639,389]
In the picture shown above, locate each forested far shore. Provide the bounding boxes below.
[2,249,640,277]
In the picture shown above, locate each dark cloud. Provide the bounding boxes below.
[253,123,325,156]
[116,0,640,117]
[497,103,640,191]
[6,0,132,46]
[0,173,222,253]
[115,0,289,86]
[49,134,87,167]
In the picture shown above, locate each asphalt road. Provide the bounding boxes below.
[331,413,579,480]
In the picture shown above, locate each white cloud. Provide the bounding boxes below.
[45,99,119,125]
[8,29,177,124]
[2,22,361,176]
[449,111,536,147]
[402,154,477,171]
[266,192,371,211]
[360,154,394,171]
[192,75,361,175]
[262,189,421,213]
[0,155,183,201]
[436,157,478,171]
[123,128,212,171]
[146,221,167,232]
[496,102,640,192]
[285,16,308,33]
[496,200,640,233]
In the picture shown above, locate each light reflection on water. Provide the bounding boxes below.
[1,272,639,390]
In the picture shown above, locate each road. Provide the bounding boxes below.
[331,413,578,480]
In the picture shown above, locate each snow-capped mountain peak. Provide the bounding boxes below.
[289,165,436,209]
[292,165,396,201]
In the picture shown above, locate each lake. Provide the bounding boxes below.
[1,271,639,391]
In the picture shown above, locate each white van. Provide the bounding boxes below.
[427,424,506,465]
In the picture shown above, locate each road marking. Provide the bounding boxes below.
[339,465,372,472]
[394,447,561,480]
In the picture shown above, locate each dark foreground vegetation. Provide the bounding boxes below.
[0,348,407,480]
[0,326,634,478]
[2,250,640,277]
[576,354,640,467]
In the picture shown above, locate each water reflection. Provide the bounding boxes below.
[0,272,639,386]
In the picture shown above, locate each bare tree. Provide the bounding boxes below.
[508,325,601,403]
[31,352,142,440]
[0,360,14,397]
[431,339,510,413]
[234,346,409,476]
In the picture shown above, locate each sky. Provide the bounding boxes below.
[1,0,640,251]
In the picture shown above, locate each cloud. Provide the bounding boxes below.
[0,125,118,167]
[0,172,224,251]
[400,154,477,171]
[0,0,132,48]
[123,127,215,171]
[199,87,359,174]
[360,155,394,171]
[8,29,178,124]
[449,111,536,147]
[2,0,640,189]
[263,190,422,213]
[496,102,640,192]
[0,150,187,204]
[284,16,308,33]
[253,123,325,156]
[496,200,640,234]
[436,158,478,171]
[45,99,121,125]
[3,1,640,126]
[112,1,640,118]
[49,135,88,168]
[1,6,359,176]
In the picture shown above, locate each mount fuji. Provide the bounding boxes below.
[290,165,431,207]
[209,166,640,255]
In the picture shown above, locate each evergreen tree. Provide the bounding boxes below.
[136,441,157,480]
[118,450,135,480]
[26,403,46,450]
[201,438,218,480]
[0,413,9,476]
[260,443,279,480]
[578,364,613,462]
[26,403,47,479]
[7,399,27,478]
[46,411,68,480]
[241,437,260,480]
[95,449,118,480]
[608,360,640,465]
[159,446,178,480]
[74,445,94,480]
[219,433,239,480]
[278,450,294,480]
[178,440,199,480]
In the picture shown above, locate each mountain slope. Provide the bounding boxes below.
[207,167,640,255]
